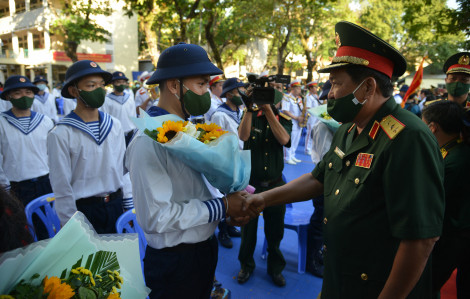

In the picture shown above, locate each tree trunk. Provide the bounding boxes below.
[141,17,159,66]
[204,5,224,72]
[305,49,316,83]
[277,26,291,75]
[65,40,78,62]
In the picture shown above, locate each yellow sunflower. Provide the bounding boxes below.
[199,129,228,143]
[43,276,75,299]
[156,120,187,143]
[107,294,121,299]
[196,123,222,133]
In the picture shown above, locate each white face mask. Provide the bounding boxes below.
[37,84,47,91]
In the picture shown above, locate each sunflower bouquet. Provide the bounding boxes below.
[132,112,251,194]
[308,104,341,132]
[0,212,150,298]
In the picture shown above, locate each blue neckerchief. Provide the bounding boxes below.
[107,90,131,105]
[147,106,170,117]
[215,103,241,124]
[35,92,49,104]
[1,109,44,135]
[57,111,113,145]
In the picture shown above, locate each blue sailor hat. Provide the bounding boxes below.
[1,75,39,100]
[221,78,245,97]
[146,42,222,84]
[111,71,129,82]
[61,60,112,98]
[33,75,48,84]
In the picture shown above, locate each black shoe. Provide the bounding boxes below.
[269,273,286,287]
[227,226,241,237]
[237,269,251,284]
[306,261,324,278]
[218,232,233,248]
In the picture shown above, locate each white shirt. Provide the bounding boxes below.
[0,100,12,112]
[210,104,244,149]
[62,97,77,116]
[52,88,62,100]
[0,111,53,186]
[102,91,137,133]
[125,132,225,249]
[310,121,333,164]
[47,111,125,225]
[394,94,403,105]
[134,87,157,111]
[32,92,59,122]
[204,92,225,122]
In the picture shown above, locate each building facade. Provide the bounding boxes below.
[0,0,138,87]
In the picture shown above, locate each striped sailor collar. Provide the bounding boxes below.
[58,110,113,145]
[215,103,241,124]
[107,90,131,105]
[1,109,44,135]
[35,92,49,104]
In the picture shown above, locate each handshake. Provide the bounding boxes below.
[224,191,267,226]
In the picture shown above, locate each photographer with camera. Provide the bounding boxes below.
[237,74,292,287]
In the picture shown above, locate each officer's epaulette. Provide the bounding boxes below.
[379,115,405,140]
[278,112,291,120]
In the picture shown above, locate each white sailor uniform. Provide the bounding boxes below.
[32,92,59,123]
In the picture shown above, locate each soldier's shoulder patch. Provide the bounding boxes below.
[380,115,405,140]
[139,89,146,94]
[279,112,291,120]
[424,99,444,106]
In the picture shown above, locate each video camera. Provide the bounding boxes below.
[240,73,291,106]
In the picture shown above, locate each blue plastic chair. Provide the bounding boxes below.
[24,193,61,241]
[260,175,312,274]
[115,208,147,265]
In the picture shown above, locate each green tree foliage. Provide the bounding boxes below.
[47,0,113,62]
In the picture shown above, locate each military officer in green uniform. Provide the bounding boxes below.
[240,21,445,298]
[422,101,470,299]
[443,52,470,108]
[237,90,292,287]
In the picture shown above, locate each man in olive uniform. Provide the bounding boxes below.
[237,90,292,287]
[443,52,470,108]
[240,21,445,298]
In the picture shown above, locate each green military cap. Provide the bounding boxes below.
[318,21,407,79]
[443,52,470,75]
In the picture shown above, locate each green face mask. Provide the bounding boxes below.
[274,89,284,105]
[446,81,470,97]
[78,87,106,108]
[327,80,366,123]
[181,85,211,116]
[230,95,243,106]
[114,84,126,93]
[11,96,34,110]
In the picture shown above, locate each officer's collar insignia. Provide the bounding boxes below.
[380,115,405,140]
[440,148,448,159]
[355,153,374,169]
[440,138,461,159]
[347,123,355,133]
[369,121,380,140]
[458,55,469,65]
[90,62,97,67]
[334,146,345,159]
[19,77,26,82]
[335,32,341,48]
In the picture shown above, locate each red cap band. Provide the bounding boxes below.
[447,64,470,73]
[336,46,395,78]
[209,76,223,86]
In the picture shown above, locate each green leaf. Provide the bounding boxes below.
[77,286,98,299]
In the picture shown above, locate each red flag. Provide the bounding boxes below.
[401,56,427,108]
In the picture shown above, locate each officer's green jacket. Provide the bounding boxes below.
[243,110,292,184]
[312,97,445,298]
[441,139,470,233]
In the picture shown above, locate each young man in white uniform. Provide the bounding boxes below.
[126,43,251,299]
[204,75,225,122]
[32,75,59,123]
[282,79,303,164]
[134,71,157,113]
[101,71,136,210]
[304,81,321,155]
[210,77,244,248]
[0,75,54,240]
[47,60,126,233]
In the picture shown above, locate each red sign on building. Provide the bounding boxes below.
[53,51,112,63]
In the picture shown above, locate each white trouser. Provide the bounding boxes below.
[305,115,318,152]
[286,123,302,161]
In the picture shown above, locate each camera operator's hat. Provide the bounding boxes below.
[319,80,332,101]
[33,75,48,84]
[147,42,222,84]
[221,78,245,97]
[209,75,224,87]
[1,75,39,100]
[318,21,406,79]
[111,71,129,82]
[443,52,470,75]
[399,84,409,92]
[139,71,151,83]
[61,60,112,98]
[290,79,302,88]
[307,81,318,87]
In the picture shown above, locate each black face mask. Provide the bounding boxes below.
[327,80,367,123]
